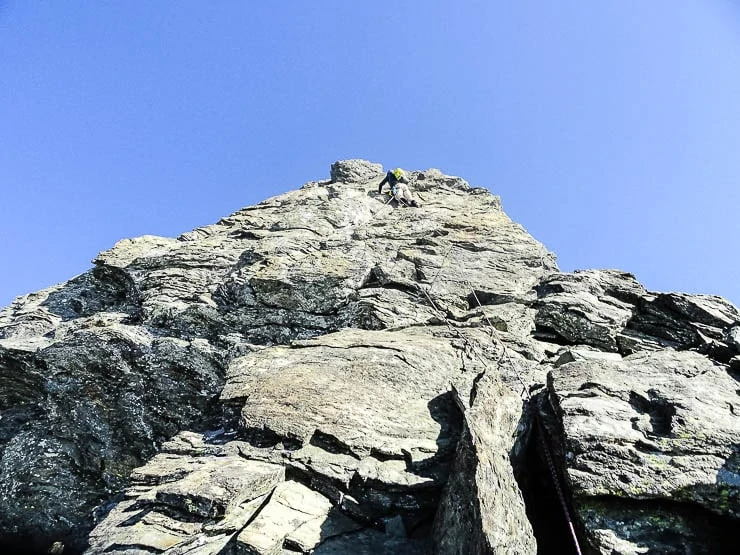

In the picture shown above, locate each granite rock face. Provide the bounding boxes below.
[0,159,738,554]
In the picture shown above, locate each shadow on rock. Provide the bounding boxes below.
[408,392,463,480]
[514,401,584,555]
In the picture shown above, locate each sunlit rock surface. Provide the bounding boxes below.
[0,159,738,554]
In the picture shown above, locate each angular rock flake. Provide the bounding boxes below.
[0,159,738,555]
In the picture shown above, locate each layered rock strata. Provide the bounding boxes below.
[0,159,738,554]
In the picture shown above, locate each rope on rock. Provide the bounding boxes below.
[356,201,583,553]
[428,245,454,292]
[422,244,583,555]
[466,284,531,399]
[419,246,502,375]
[420,287,494,375]
[365,192,399,224]
[465,279,583,555]
[536,417,584,555]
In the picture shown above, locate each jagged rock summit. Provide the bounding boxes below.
[0,160,738,554]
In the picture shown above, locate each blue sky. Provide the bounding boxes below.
[1,1,739,308]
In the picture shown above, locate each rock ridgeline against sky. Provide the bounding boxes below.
[0,160,738,554]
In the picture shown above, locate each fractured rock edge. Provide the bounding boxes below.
[0,160,739,555]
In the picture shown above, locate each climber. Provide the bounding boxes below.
[377,168,420,208]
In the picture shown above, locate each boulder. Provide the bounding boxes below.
[329,159,384,183]
[234,480,338,554]
[533,271,740,364]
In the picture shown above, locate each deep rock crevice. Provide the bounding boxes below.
[1,160,739,554]
[515,413,584,555]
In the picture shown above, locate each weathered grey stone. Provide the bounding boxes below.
[543,349,740,553]
[330,159,384,183]
[310,528,430,555]
[155,457,282,518]
[476,302,537,337]
[0,328,227,552]
[222,328,460,452]
[3,160,740,554]
[221,328,464,524]
[725,325,740,351]
[1,162,558,552]
[534,271,740,366]
[382,515,407,538]
[534,270,647,352]
[85,439,282,555]
[626,292,740,360]
[234,480,334,554]
[285,506,363,552]
[552,347,622,367]
[652,292,738,328]
[615,328,677,354]
[434,370,537,554]
[85,497,202,553]
[578,498,736,555]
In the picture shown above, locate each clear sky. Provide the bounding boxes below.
[1,1,739,308]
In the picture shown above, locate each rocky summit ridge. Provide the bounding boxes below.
[0,159,738,554]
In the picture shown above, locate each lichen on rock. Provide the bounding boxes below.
[0,161,738,554]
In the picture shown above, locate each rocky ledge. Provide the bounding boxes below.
[0,160,738,554]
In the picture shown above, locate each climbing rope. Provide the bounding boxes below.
[424,245,583,555]
[536,417,584,555]
[466,283,531,399]
[365,191,399,224]
[418,245,501,375]
[428,245,454,292]
[467,282,583,555]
